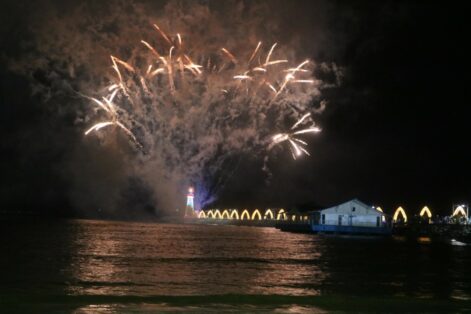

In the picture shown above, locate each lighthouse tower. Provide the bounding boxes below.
[185,187,196,217]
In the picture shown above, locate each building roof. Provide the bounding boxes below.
[321,198,384,215]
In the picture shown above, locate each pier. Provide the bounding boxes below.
[192,204,471,242]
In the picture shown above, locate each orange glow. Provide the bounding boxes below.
[417,236,432,244]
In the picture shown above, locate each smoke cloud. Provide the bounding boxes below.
[8,0,340,216]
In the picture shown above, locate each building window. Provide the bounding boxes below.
[338,215,342,226]
[376,216,380,227]
[352,207,356,212]
[321,214,325,225]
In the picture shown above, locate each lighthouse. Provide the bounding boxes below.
[185,186,196,217]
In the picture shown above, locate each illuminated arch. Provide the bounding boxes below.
[264,209,275,220]
[222,209,231,219]
[452,206,467,218]
[198,211,207,219]
[277,209,287,221]
[207,210,214,218]
[303,216,309,221]
[213,209,223,219]
[291,215,297,221]
[230,209,239,220]
[252,209,262,220]
[376,207,383,213]
[393,206,408,223]
[241,209,251,220]
[419,206,432,218]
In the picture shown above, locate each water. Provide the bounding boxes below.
[1,219,471,313]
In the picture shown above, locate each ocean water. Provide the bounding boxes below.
[1,218,470,313]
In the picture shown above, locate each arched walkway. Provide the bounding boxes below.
[277,209,287,221]
[393,206,408,223]
[241,209,250,220]
[452,206,467,218]
[213,209,222,219]
[230,209,239,220]
[252,209,262,220]
[420,206,432,218]
[222,209,231,219]
[264,209,274,220]
[198,211,207,218]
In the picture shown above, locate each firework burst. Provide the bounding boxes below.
[82,22,328,207]
[269,113,321,160]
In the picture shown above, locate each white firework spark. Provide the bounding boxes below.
[269,113,321,160]
[85,25,321,159]
[81,22,327,206]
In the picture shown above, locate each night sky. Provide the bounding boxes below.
[1,0,469,217]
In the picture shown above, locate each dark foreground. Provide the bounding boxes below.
[1,218,471,313]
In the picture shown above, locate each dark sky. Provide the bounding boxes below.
[1,0,469,217]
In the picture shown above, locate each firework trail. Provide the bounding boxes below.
[6,1,342,213]
[81,22,328,209]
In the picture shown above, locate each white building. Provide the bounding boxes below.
[313,199,389,233]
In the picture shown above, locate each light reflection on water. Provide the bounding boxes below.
[71,303,327,314]
[1,219,471,312]
[66,221,326,296]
